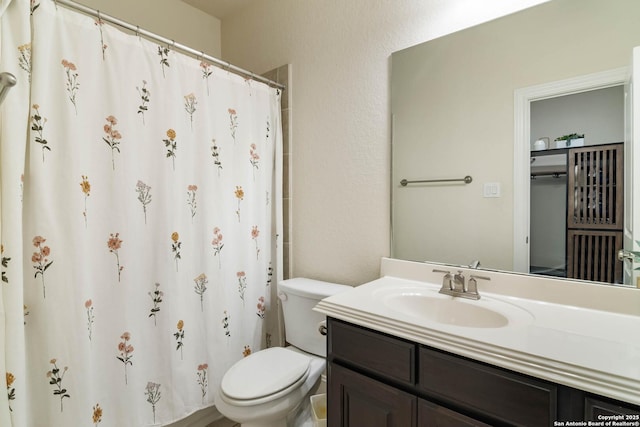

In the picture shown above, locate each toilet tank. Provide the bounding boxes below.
[278,278,352,357]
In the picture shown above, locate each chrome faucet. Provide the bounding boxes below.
[469,260,481,269]
[454,270,466,292]
[433,269,490,300]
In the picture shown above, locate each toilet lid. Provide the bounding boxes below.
[221,347,311,400]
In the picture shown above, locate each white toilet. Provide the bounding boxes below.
[215,278,352,427]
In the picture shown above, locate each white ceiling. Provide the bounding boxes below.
[182,0,254,20]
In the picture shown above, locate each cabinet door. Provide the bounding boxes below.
[585,396,640,420]
[328,362,416,427]
[566,229,623,283]
[418,399,491,427]
[567,144,623,230]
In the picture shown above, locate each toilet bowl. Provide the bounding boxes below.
[215,347,324,427]
[215,278,352,427]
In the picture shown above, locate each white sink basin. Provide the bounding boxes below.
[374,286,534,329]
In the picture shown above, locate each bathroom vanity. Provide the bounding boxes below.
[315,258,640,426]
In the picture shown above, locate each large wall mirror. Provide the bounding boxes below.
[391,0,640,287]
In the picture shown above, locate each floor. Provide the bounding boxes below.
[207,418,238,427]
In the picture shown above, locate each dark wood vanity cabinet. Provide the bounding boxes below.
[327,317,640,427]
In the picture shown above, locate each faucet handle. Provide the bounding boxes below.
[433,269,453,291]
[467,274,490,298]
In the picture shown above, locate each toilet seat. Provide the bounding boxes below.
[220,347,311,406]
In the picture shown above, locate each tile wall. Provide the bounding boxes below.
[262,64,292,279]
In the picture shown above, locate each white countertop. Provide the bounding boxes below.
[314,258,640,405]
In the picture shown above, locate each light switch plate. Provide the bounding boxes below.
[483,182,501,198]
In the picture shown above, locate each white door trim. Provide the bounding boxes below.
[512,67,629,273]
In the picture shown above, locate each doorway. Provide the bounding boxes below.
[512,67,629,276]
[529,86,624,280]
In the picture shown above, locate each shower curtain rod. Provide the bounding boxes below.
[54,0,286,90]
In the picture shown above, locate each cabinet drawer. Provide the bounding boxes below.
[328,318,416,385]
[418,399,492,427]
[418,347,556,427]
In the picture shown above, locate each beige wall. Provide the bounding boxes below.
[219,0,548,286]
[75,0,221,57]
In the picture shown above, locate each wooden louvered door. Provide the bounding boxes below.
[567,229,622,283]
[567,144,623,283]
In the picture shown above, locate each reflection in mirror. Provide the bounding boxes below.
[529,87,624,282]
[390,0,640,287]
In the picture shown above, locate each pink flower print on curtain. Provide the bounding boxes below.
[193,274,208,311]
[256,297,265,319]
[94,18,107,60]
[249,143,260,180]
[211,227,223,268]
[116,332,134,385]
[30,104,50,162]
[46,358,70,412]
[251,226,260,260]
[80,175,91,227]
[196,364,208,404]
[107,233,123,282]
[102,116,123,170]
[32,235,53,298]
[228,108,238,142]
[61,59,79,114]
[200,62,212,96]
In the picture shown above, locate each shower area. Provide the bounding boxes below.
[0,0,285,425]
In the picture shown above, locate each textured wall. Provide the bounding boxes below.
[75,0,221,57]
[219,0,548,286]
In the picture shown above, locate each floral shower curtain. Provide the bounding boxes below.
[0,0,283,426]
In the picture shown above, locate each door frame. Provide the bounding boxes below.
[513,67,629,273]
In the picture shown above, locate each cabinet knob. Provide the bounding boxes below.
[318,321,327,336]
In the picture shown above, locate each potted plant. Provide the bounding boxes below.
[554,133,585,148]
